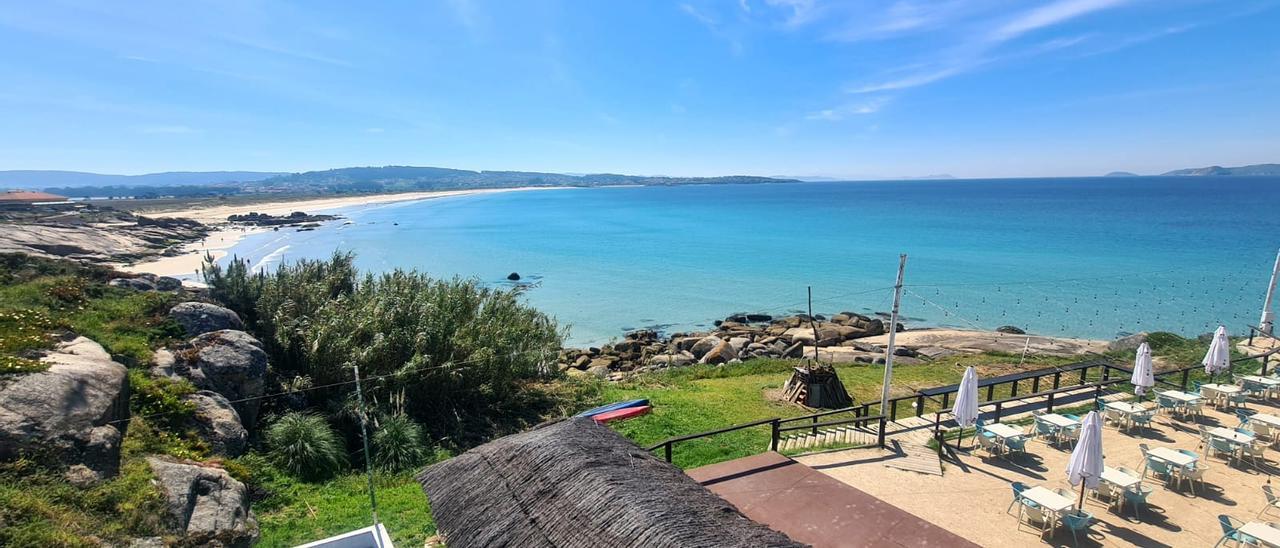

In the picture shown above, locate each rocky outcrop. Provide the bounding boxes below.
[108,273,183,292]
[0,208,207,263]
[1108,332,1149,353]
[147,456,258,547]
[557,312,903,380]
[996,325,1027,335]
[157,330,267,428]
[0,337,129,482]
[169,302,244,337]
[184,391,248,457]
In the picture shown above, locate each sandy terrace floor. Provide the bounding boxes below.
[797,393,1280,547]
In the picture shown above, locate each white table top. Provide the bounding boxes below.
[1102,466,1140,489]
[1209,426,1255,444]
[1039,413,1079,428]
[984,423,1024,439]
[1162,391,1202,403]
[1252,413,1280,428]
[1243,375,1280,387]
[1147,447,1197,467]
[1021,486,1075,513]
[1204,383,1243,394]
[1239,522,1280,547]
[1106,401,1146,414]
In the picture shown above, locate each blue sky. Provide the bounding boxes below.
[1,0,1277,178]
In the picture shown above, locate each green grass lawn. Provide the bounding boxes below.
[250,468,436,547]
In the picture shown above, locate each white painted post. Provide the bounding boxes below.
[1261,248,1279,335]
[880,254,908,417]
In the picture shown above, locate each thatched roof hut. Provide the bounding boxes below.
[417,417,806,548]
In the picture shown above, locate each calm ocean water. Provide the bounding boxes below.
[219,178,1280,346]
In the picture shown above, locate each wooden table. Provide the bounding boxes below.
[984,423,1024,440]
[1101,466,1140,490]
[1147,447,1197,467]
[1209,426,1255,444]
[1039,413,1079,429]
[1239,522,1280,547]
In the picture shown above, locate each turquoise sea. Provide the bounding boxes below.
[218,178,1280,346]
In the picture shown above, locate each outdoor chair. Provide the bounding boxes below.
[1105,409,1128,429]
[1199,426,1213,450]
[1061,510,1094,547]
[979,434,1004,457]
[1209,438,1239,464]
[1063,413,1082,421]
[1242,441,1267,467]
[1018,501,1053,538]
[1092,481,1122,511]
[1144,457,1176,485]
[1228,392,1250,409]
[1008,482,1037,515]
[1123,484,1154,520]
[1180,462,1208,495]
[1061,424,1081,447]
[1157,396,1178,415]
[1259,485,1280,518]
[1254,423,1277,445]
[1004,436,1029,458]
[1187,399,1205,420]
[1034,419,1059,444]
[1130,412,1154,433]
[1055,487,1075,503]
[1216,514,1258,547]
[1238,410,1254,427]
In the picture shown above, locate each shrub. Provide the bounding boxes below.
[128,370,197,430]
[373,414,426,471]
[266,412,348,481]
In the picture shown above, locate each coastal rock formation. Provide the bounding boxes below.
[0,337,129,482]
[147,456,259,547]
[157,330,267,429]
[0,208,207,263]
[108,273,183,292]
[1108,332,1149,353]
[558,311,1112,380]
[169,302,244,336]
[184,391,248,457]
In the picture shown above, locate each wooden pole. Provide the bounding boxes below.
[880,254,908,417]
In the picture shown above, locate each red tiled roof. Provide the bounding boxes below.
[1,190,69,202]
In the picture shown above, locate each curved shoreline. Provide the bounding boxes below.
[122,186,570,276]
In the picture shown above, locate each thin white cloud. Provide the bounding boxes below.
[806,97,892,120]
[764,0,819,28]
[990,0,1130,42]
[680,3,718,27]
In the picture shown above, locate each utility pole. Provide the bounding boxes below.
[1261,248,1280,336]
[353,364,382,545]
[880,254,908,416]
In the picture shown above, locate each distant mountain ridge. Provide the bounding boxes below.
[13,165,799,198]
[1160,163,1280,176]
[0,170,285,189]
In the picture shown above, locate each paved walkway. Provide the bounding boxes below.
[687,452,978,547]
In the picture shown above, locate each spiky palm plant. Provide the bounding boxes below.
[265,412,347,481]
[373,413,426,471]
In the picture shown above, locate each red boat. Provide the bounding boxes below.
[592,405,651,424]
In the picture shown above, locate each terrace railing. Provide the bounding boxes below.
[646,411,887,464]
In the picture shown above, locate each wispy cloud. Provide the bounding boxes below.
[680,3,718,27]
[806,97,892,120]
[847,0,1130,93]
[990,0,1130,42]
[679,3,745,54]
[764,0,819,28]
[222,35,352,67]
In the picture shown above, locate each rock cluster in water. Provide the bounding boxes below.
[558,312,915,381]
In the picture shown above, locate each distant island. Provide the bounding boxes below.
[1160,163,1280,176]
[1100,163,1280,177]
[3,165,799,199]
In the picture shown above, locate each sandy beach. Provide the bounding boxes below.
[142,186,565,224]
[124,186,565,276]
